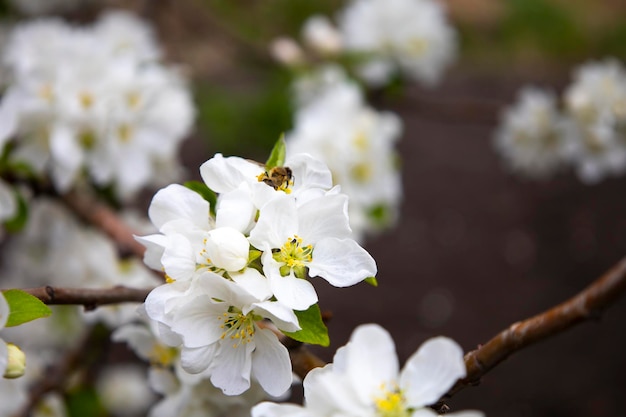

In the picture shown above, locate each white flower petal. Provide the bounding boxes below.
[252,402,314,417]
[308,237,376,287]
[180,344,218,374]
[230,268,272,301]
[249,197,298,249]
[200,153,263,194]
[303,365,364,415]
[251,327,293,396]
[210,340,254,395]
[268,273,318,311]
[252,301,300,333]
[297,193,351,243]
[134,234,167,270]
[343,324,399,402]
[0,340,7,376]
[401,336,466,409]
[205,227,250,272]
[162,234,196,282]
[0,292,9,330]
[215,185,256,233]
[149,184,210,231]
[286,153,333,191]
[171,295,224,348]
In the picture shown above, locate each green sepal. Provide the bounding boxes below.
[265,134,286,169]
[2,289,52,327]
[248,249,262,264]
[283,303,329,347]
[364,276,378,287]
[184,180,217,216]
[4,191,28,233]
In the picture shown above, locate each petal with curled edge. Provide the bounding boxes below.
[252,327,293,396]
[308,237,376,287]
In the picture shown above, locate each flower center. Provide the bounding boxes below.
[257,166,294,194]
[198,237,223,274]
[272,235,313,278]
[149,343,178,366]
[374,388,410,417]
[218,308,258,349]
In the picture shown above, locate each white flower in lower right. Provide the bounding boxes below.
[252,323,484,417]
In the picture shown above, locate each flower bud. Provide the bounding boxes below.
[4,343,26,379]
[269,37,305,67]
[302,16,343,56]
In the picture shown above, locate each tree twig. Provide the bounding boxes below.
[13,286,154,310]
[447,255,626,397]
[14,325,107,417]
[61,190,148,260]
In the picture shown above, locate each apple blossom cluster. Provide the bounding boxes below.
[253,324,484,417]
[272,0,457,88]
[287,66,403,241]
[137,146,377,396]
[494,58,626,184]
[0,11,194,200]
[113,319,269,417]
[1,198,160,327]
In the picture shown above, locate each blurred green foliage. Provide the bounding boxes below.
[195,70,294,158]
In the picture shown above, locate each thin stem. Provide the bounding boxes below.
[61,190,147,260]
[447,256,626,397]
[14,286,154,310]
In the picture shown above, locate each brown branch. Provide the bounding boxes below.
[14,286,153,310]
[447,255,626,397]
[61,190,147,260]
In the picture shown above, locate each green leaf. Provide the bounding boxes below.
[66,386,107,417]
[283,303,329,346]
[265,134,286,169]
[184,180,217,216]
[364,276,378,287]
[2,289,52,327]
[4,191,28,234]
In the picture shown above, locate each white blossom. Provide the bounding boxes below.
[563,58,626,183]
[253,324,484,417]
[249,194,377,310]
[338,0,457,87]
[287,71,402,240]
[97,364,156,417]
[148,366,267,417]
[302,15,343,56]
[494,87,570,179]
[0,11,194,200]
[144,271,298,396]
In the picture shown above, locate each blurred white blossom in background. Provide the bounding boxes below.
[564,59,626,183]
[338,0,457,87]
[494,87,570,179]
[494,58,626,184]
[0,11,194,200]
[287,67,403,241]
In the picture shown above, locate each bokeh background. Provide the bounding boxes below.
[3,0,626,416]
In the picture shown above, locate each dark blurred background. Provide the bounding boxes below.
[5,0,626,416]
